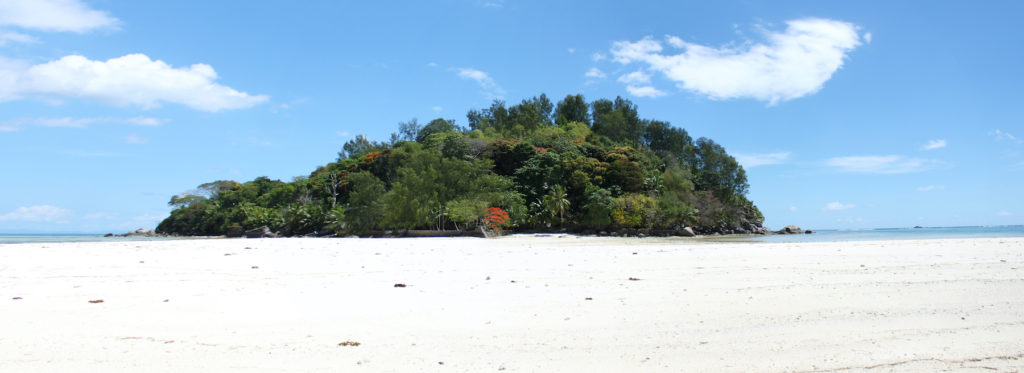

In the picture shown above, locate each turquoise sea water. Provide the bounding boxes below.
[726,225,1024,243]
[0,234,184,244]
[1,226,1022,244]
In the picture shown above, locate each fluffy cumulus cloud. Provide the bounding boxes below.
[610,18,864,104]
[455,67,505,98]
[0,205,73,222]
[922,139,946,150]
[822,202,856,211]
[0,54,268,111]
[733,151,791,168]
[0,0,119,33]
[826,155,933,174]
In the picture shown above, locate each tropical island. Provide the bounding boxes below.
[156,94,765,237]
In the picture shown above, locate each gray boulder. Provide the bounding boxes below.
[225,226,245,238]
[776,225,803,234]
[120,228,156,237]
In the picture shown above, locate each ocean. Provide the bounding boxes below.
[1,226,1022,244]
[726,225,1024,243]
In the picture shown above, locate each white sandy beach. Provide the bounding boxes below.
[1,235,1023,372]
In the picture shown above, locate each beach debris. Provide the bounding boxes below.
[251,265,260,269]
[88,299,104,303]
[338,340,361,347]
[139,261,145,263]
[486,276,490,280]
[163,299,169,302]
[394,283,407,288]
[224,253,233,256]
[12,297,22,300]
[244,246,253,250]
[438,361,444,365]
[585,297,593,300]
[632,252,637,255]
[628,277,640,281]
[510,280,517,283]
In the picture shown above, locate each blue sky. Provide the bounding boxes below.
[0,0,1022,233]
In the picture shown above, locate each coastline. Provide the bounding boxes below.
[3,236,1023,371]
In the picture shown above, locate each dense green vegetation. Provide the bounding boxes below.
[156,94,764,236]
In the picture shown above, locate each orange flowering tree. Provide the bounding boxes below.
[482,207,510,232]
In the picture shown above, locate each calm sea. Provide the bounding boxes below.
[723,225,1024,243]
[0,234,184,244]
[1,226,1022,244]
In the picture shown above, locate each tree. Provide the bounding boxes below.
[543,184,570,228]
[344,172,386,234]
[417,118,458,142]
[687,137,749,200]
[397,118,420,142]
[339,135,386,160]
[555,94,590,126]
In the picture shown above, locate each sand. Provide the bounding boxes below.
[1,235,1023,372]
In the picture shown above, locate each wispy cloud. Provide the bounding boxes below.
[916,185,945,192]
[584,67,607,79]
[0,54,268,111]
[990,129,1023,144]
[123,134,149,144]
[0,205,73,222]
[734,151,791,168]
[996,211,1013,217]
[822,201,856,211]
[0,31,35,45]
[609,18,865,105]
[826,155,934,174]
[592,53,607,62]
[0,0,119,33]
[922,139,946,150]
[4,116,169,128]
[625,85,666,98]
[617,71,651,85]
[431,106,443,113]
[454,67,505,99]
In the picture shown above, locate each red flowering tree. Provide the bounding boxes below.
[482,207,510,232]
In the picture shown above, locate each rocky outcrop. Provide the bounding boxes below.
[245,226,278,238]
[775,225,809,234]
[119,228,157,237]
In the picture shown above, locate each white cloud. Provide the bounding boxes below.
[426,62,438,68]
[592,53,607,62]
[916,185,945,192]
[996,211,1013,217]
[826,155,934,174]
[789,206,798,212]
[822,201,856,211]
[0,125,17,131]
[455,67,504,98]
[617,70,651,85]
[336,131,350,137]
[991,129,1023,144]
[585,67,607,79]
[567,48,575,54]
[123,134,148,144]
[0,54,268,111]
[3,116,168,128]
[0,205,73,222]
[431,106,443,112]
[734,151,791,168]
[922,139,946,150]
[0,0,119,33]
[610,18,864,105]
[625,85,667,98]
[863,32,872,43]
[0,31,35,45]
